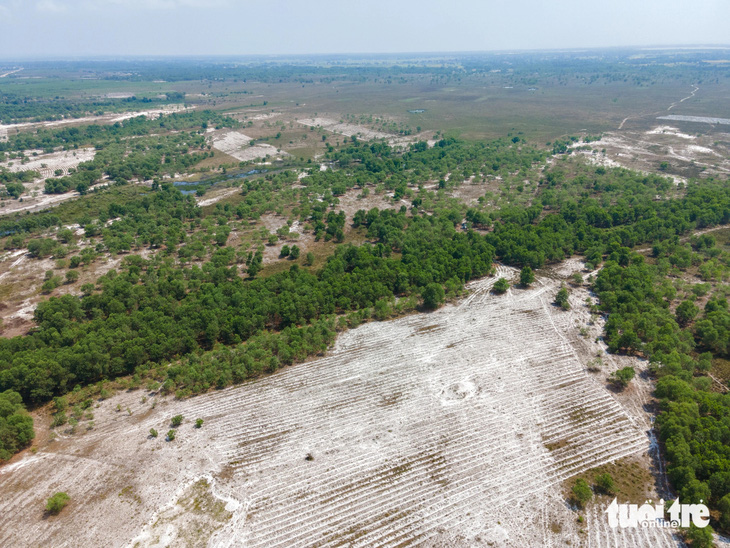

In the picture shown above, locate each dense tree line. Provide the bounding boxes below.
[0,93,185,125]
[0,390,34,461]
[0,205,494,403]
[2,172,729,405]
[0,110,237,154]
[593,233,730,535]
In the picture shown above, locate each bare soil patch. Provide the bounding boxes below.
[210,130,288,163]
[0,262,670,547]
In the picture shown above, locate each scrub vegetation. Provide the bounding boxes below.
[1,50,730,544]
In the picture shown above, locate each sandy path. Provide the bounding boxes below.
[667,85,699,111]
[196,187,241,207]
[618,85,700,130]
[298,117,419,148]
[0,68,23,78]
[0,104,191,137]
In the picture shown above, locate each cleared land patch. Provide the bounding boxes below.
[210,130,288,162]
[298,117,416,147]
[0,268,667,547]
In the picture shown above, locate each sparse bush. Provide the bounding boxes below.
[53,396,67,414]
[166,429,176,441]
[171,414,183,427]
[492,277,509,294]
[555,286,570,310]
[594,473,615,495]
[683,524,714,548]
[45,492,70,514]
[41,277,62,293]
[51,412,67,428]
[149,428,158,438]
[571,478,593,508]
[195,418,204,429]
[519,266,535,287]
[610,367,635,389]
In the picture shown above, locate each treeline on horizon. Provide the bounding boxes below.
[6,50,730,82]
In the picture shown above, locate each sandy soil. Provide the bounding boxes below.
[0,68,23,78]
[210,130,288,162]
[335,186,403,222]
[0,189,82,217]
[248,112,282,121]
[0,105,191,142]
[0,238,129,337]
[195,187,242,208]
[645,126,696,140]
[298,117,420,148]
[0,147,101,217]
[0,261,677,547]
[1,148,96,178]
[658,114,730,125]
[109,105,190,123]
[570,127,730,181]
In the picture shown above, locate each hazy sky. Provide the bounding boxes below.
[0,0,728,58]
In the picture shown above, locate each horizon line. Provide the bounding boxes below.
[2,44,730,63]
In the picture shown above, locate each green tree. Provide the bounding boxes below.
[305,252,315,266]
[555,286,570,310]
[422,283,445,310]
[195,418,204,429]
[594,473,615,495]
[684,524,714,548]
[610,367,635,389]
[149,428,158,438]
[718,493,730,531]
[571,478,593,508]
[290,245,300,259]
[171,415,183,427]
[675,300,699,326]
[493,277,509,294]
[519,266,535,287]
[45,492,70,514]
[0,390,34,460]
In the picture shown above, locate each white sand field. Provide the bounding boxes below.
[0,264,673,547]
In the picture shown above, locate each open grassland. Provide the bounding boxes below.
[0,265,673,547]
[216,79,727,144]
